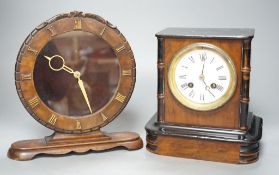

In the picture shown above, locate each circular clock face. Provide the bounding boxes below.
[15,12,135,133]
[34,31,120,117]
[168,43,237,111]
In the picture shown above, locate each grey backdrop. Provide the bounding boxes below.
[0,0,278,174]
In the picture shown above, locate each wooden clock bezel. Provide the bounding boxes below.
[15,11,136,134]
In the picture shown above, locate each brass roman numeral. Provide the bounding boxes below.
[122,69,132,76]
[28,96,39,108]
[48,114,57,125]
[76,120,82,129]
[100,27,106,36]
[46,26,57,36]
[115,45,125,53]
[101,112,107,121]
[27,46,38,56]
[74,19,82,30]
[21,73,32,81]
[115,92,126,103]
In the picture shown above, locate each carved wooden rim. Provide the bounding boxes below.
[15,11,136,133]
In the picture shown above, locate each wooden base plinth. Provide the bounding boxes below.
[145,112,262,164]
[8,131,143,161]
[147,135,241,163]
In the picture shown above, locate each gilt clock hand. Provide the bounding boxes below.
[76,72,93,114]
[44,55,75,74]
[44,55,93,114]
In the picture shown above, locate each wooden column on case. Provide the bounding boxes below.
[240,39,252,130]
[157,37,164,122]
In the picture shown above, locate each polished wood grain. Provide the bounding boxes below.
[149,135,240,164]
[8,131,143,161]
[163,38,242,129]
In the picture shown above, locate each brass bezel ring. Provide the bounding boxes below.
[168,43,237,111]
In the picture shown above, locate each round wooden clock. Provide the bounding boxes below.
[9,11,142,160]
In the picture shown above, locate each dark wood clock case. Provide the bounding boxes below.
[145,28,263,164]
[8,11,143,161]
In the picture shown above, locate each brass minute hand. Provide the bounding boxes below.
[44,55,93,114]
[76,74,93,114]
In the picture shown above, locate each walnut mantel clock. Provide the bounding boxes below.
[8,11,143,161]
[145,28,263,164]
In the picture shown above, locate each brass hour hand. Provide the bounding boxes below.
[44,55,93,114]
[44,55,74,74]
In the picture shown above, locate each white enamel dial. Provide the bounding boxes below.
[168,43,237,111]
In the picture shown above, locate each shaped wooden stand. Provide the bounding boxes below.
[8,131,143,161]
